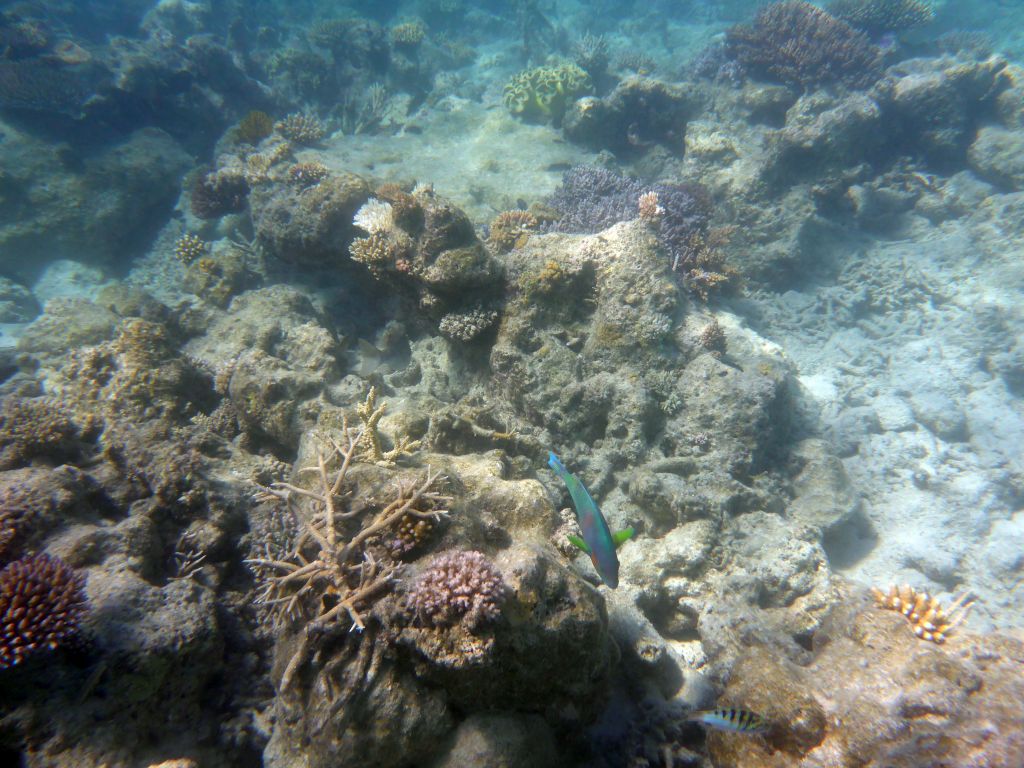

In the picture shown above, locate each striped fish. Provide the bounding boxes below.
[687,708,769,734]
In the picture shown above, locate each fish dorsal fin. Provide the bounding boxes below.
[567,534,590,554]
[612,527,635,548]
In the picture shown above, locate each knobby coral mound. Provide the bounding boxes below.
[871,584,974,643]
[0,553,87,669]
[829,0,933,35]
[235,110,274,145]
[190,168,250,219]
[726,0,883,90]
[0,397,82,470]
[407,550,508,630]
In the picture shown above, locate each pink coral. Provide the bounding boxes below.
[407,550,507,630]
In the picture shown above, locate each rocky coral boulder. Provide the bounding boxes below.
[872,55,1011,166]
[0,126,191,282]
[708,582,1024,767]
[968,125,1024,190]
[251,171,372,266]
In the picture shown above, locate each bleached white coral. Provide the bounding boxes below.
[353,198,395,234]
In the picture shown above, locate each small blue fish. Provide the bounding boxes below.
[548,451,634,588]
[687,708,769,734]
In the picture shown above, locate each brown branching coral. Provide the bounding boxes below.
[190,169,250,219]
[726,1,883,90]
[288,161,330,188]
[0,553,87,669]
[829,0,933,35]
[871,584,974,643]
[246,425,450,688]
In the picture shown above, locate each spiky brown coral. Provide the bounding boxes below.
[829,0,933,35]
[235,110,274,144]
[0,553,87,669]
[275,112,325,145]
[174,233,208,265]
[0,397,80,469]
[871,584,974,643]
[726,1,882,89]
[488,210,538,253]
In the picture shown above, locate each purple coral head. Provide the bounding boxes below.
[408,550,508,631]
[0,553,87,669]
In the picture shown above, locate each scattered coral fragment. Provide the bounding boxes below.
[871,584,974,643]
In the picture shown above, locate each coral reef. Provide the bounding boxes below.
[0,553,87,669]
[407,549,507,630]
[726,1,883,90]
[871,584,974,643]
[287,161,329,188]
[390,21,426,48]
[438,307,500,343]
[503,63,593,124]
[0,60,88,114]
[829,0,934,35]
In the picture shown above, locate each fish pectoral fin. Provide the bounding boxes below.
[612,527,635,548]
[567,534,591,554]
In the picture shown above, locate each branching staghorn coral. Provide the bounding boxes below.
[871,584,974,643]
[247,423,448,689]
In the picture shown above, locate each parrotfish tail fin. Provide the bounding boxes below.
[567,534,591,554]
[612,527,635,548]
[547,451,566,474]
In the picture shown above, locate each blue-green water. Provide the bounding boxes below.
[0,1,1022,766]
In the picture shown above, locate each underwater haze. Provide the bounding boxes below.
[1,0,1023,765]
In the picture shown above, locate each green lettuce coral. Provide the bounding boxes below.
[503,63,592,124]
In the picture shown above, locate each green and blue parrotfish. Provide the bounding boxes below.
[687,708,769,734]
[548,451,634,589]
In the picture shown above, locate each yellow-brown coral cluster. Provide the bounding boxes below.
[354,386,420,466]
[488,210,538,253]
[871,584,974,643]
[390,21,426,47]
[235,110,274,144]
[287,161,329,187]
[275,112,325,145]
[174,233,208,266]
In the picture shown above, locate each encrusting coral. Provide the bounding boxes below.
[0,553,87,669]
[871,584,974,643]
[488,210,538,253]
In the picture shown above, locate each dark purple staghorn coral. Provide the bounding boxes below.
[0,553,87,669]
[545,165,712,273]
[407,550,507,631]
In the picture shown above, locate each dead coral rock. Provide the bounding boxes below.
[432,713,559,768]
[968,125,1024,191]
[251,171,371,266]
[872,55,1011,165]
[563,76,705,153]
[227,348,323,452]
[17,297,118,364]
[709,582,1024,767]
